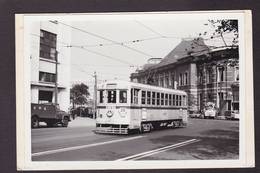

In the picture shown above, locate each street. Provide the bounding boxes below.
[31,118,239,161]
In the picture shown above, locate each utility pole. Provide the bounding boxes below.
[54,51,58,107]
[93,71,97,119]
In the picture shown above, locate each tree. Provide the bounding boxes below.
[199,20,238,49]
[70,83,90,108]
[207,19,238,47]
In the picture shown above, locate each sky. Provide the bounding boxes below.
[62,13,236,97]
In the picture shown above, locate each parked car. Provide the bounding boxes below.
[231,110,239,120]
[204,102,216,119]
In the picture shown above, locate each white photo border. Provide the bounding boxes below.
[16,10,254,170]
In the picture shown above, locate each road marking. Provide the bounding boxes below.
[32,135,145,157]
[116,138,200,161]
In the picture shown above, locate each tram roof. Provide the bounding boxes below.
[98,80,187,95]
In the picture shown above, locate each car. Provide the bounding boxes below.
[204,102,216,119]
[231,110,239,120]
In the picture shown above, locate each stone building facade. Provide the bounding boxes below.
[130,38,239,116]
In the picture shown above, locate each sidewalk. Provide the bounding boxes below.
[69,117,96,128]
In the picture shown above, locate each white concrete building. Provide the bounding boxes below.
[28,21,71,111]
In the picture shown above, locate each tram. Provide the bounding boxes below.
[95,80,188,134]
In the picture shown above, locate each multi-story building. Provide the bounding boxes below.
[130,38,239,116]
[28,21,71,111]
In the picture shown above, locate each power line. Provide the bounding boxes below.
[69,45,138,67]
[135,20,166,38]
[71,64,131,78]
[52,20,154,58]
[73,36,164,48]
[31,33,141,67]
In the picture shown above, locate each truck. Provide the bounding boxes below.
[31,103,71,128]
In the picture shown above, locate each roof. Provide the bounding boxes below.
[98,80,187,94]
[149,37,210,70]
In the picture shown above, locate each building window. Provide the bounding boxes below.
[235,66,239,81]
[171,75,175,89]
[176,95,179,106]
[172,94,175,106]
[107,90,116,103]
[206,69,212,83]
[208,93,213,102]
[179,73,183,86]
[99,90,104,103]
[218,67,225,82]
[184,72,188,85]
[39,90,53,103]
[165,76,169,88]
[198,69,203,84]
[160,78,164,87]
[39,72,56,83]
[40,30,57,60]
[119,90,127,103]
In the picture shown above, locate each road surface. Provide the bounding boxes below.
[31,118,239,161]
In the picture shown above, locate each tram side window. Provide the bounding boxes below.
[99,90,104,103]
[147,91,151,105]
[176,95,179,106]
[156,92,160,105]
[141,91,146,105]
[169,94,172,106]
[182,95,186,106]
[172,94,175,106]
[161,93,164,106]
[131,88,139,104]
[119,90,127,103]
[131,89,133,103]
[179,95,182,106]
[165,94,168,106]
[108,90,116,103]
[152,92,156,105]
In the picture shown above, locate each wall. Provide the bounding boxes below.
[29,21,71,111]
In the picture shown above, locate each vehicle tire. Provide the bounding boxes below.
[140,123,144,133]
[31,116,39,128]
[147,123,152,132]
[62,117,69,127]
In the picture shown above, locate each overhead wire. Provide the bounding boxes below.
[51,20,155,58]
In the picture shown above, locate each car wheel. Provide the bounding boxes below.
[62,117,69,127]
[31,116,39,128]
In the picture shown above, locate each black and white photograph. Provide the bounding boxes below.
[15,11,254,170]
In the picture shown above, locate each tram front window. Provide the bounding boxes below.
[119,90,127,103]
[108,90,116,103]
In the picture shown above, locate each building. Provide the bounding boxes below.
[130,38,239,116]
[28,21,71,111]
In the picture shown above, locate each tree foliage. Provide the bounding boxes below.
[207,19,239,47]
[70,83,90,106]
